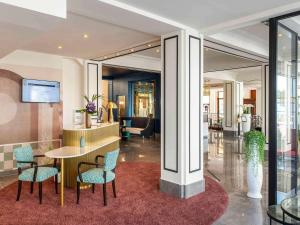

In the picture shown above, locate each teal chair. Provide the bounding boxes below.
[77,149,120,206]
[13,146,59,204]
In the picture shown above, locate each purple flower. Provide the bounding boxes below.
[86,102,96,114]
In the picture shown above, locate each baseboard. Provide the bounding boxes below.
[160,178,205,199]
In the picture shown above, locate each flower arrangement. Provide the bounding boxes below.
[84,94,100,114]
[243,104,254,114]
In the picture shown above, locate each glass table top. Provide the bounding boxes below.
[268,205,300,224]
[281,196,300,220]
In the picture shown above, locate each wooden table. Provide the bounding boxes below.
[45,136,120,207]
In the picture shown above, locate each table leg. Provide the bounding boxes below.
[61,158,64,207]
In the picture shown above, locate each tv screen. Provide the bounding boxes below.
[22,79,60,103]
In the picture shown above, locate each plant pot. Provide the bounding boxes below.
[85,113,92,128]
[242,114,251,133]
[247,144,263,199]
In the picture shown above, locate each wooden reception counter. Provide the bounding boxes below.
[62,122,120,188]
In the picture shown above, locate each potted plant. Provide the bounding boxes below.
[242,104,253,133]
[82,94,101,128]
[244,130,265,199]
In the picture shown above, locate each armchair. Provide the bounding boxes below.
[77,149,120,206]
[13,146,59,204]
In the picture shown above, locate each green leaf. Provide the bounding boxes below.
[244,130,266,164]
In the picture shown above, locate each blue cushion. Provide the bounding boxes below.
[124,120,132,127]
[13,146,34,168]
[77,168,115,184]
[19,167,58,182]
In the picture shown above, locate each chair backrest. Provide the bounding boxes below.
[104,149,120,171]
[13,146,33,168]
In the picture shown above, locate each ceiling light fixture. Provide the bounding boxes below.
[58,45,62,49]
[130,49,134,52]
[148,44,152,47]
[83,34,89,39]
[278,33,282,37]
[156,49,160,53]
[104,56,107,59]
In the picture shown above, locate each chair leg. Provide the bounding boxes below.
[39,182,42,204]
[55,174,58,194]
[77,182,80,204]
[30,182,34,194]
[92,184,95,193]
[16,180,22,201]
[103,183,107,206]
[112,180,117,198]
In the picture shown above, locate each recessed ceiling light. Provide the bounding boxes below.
[130,49,135,52]
[104,56,107,59]
[156,49,160,53]
[83,34,89,39]
[58,45,62,49]
[278,33,283,37]
[148,44,152,47]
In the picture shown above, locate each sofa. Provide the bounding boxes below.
[120,117,155,138]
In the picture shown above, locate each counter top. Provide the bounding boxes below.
[45,136,120,159]
[63,122,119,131]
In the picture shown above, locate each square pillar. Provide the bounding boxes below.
[223,81,243,136]
[160,30,204,198]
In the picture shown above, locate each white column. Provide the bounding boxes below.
[84,61,103,114]
[160,29,204,198]
[223,81,243,136]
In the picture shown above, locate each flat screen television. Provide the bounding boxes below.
[22,79,60,103]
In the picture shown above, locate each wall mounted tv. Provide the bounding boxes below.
[22,79,60,103]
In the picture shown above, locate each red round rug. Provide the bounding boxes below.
[0,162,228,225]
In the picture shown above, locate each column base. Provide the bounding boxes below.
[160,178,205,199]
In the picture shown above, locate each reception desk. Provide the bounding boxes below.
[62,122,120,188]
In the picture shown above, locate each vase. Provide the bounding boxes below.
[242,114,251,133]
[109,108,114,123]
[247,143,263,199]
[85,113,92,128]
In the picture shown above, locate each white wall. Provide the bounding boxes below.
[0,50,85,129]
[104,54,161,72]
[62,58,84,128]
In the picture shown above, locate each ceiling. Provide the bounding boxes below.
[0,0,167,59]
[112,0,300,32]
[134,45,262,73]
[1,0,298,60]
[22,12,157,59]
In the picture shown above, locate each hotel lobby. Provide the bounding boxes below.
[2,0,300,225]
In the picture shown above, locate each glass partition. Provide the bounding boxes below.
[269,14,300,205]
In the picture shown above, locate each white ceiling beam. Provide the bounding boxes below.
[202,1,300,35]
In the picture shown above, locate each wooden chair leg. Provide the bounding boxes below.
[103,183,107,206]
[30,182,34,194]
[16,180,22,201]
[55,174,58,194]
[39,182,42,204]
[92,184,95,193]
[112,180,117,198]
[77,182,80,204]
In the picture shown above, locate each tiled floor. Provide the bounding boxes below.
[0,133,272,225]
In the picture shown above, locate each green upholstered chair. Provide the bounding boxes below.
[13,146,59,204]
[77,149,120,206]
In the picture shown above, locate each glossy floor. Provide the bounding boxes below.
[0,133,271,225]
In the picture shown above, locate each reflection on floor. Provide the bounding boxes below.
[208,131,269,225]
[0,133,271,225]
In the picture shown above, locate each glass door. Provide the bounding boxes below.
[269,15,300,205]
